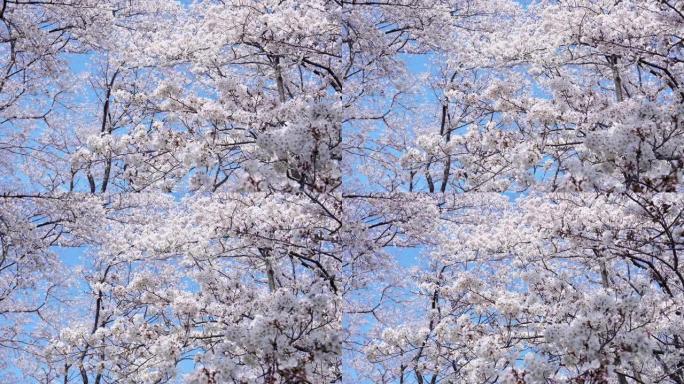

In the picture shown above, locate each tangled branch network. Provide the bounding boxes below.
[1,0,683,383]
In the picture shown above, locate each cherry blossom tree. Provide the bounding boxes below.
[1,1,343,382]
[1,0,683,383]
[345,192,684,383]
[341,1,684,383]
[345,0,684,194]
